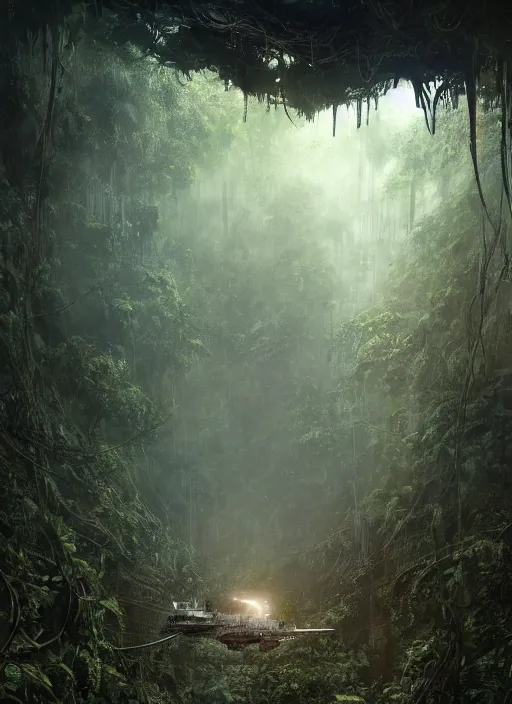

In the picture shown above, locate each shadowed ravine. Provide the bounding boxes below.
[1,2,512,703]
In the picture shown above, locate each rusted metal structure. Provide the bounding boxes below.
[160,600,335,652]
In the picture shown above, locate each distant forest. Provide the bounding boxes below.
[1,17,512,704]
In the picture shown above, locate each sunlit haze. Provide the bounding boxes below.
[4,18,506,704]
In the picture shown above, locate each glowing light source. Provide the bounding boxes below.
[232,597,267,617]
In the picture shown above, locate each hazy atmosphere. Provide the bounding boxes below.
[2,5,512,703]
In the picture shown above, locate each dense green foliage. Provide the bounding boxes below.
[5,0,509,129]
[1,17,512,704]
[0,35,240,704]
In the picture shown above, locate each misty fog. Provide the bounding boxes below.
[2,26,511,704]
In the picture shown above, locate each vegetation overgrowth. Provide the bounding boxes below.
[1,14,512,704]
